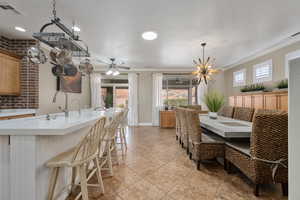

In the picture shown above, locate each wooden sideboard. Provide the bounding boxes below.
[160,110,176,128]
[229,91,288,111]
[0,50,21,96]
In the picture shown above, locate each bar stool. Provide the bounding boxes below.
[99,111,124,177]
[117,109,129,154]
[46,117,106,200]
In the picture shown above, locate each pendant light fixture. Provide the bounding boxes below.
[192,43,219,85]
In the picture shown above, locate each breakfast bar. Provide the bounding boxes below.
[0,110,115,200]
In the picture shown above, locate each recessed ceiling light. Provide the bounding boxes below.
[142,31,158,40]
[72,26,81,32]
[15,26,26,32]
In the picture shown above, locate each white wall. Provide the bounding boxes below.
[37,56,91,115]
[138,72,153,124]
[288,58,300,200]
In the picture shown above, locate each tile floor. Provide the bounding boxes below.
[68,126,287,200]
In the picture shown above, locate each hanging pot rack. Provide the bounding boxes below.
[32,0,90,57]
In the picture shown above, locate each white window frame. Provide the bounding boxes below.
[285,49,300,78]
[253,59,273,83]
[233,69,246,87]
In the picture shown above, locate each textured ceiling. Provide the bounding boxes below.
[1,0,300,69]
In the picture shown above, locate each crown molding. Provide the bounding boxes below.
[222,36,300,71]
[93,66,195,73]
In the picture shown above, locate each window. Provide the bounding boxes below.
[115,87,128,108]
[101,76,128,108]
[233,69,246,87]
[253,60,272,83]
[162,75,198,106]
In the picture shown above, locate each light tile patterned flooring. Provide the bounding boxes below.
[68,126,287,200]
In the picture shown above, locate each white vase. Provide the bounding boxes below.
[209,112,218,119]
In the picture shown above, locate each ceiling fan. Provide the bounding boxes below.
[97,58,131,76]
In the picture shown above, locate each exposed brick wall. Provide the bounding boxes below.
[0,36,39,109]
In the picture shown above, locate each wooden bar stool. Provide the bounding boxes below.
[117,109,129,155]
[46,117,106,200]
[100,111,124,177]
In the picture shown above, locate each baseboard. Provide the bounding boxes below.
[138,123,153,126]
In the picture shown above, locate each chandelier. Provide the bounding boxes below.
[192,43,219,85]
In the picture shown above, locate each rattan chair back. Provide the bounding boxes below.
[218,106,234,118]
[250,110,288,175]
[185,109,202,142]
[233,107,255,122]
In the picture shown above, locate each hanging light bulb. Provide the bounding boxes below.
[106,69,113,75]
[192,42,219,85]
[113,70,120,76]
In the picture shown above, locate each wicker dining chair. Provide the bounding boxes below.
[46,117,107,200]
[218,106,235,118]
[176,107,188,149]
[185,109,225,170]
[225,110,288,196]
[175,108,181,142]
[186,105,202,110]
[233,107,255,122]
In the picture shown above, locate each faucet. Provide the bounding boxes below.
[71,99,81,116]
[52,91,69,117]
[94,106,105,111]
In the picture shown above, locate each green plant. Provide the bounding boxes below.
[204,91,225,112]
[277,79,288,89]
[164,98,188,107]
[104,93,113,108]
[240,84,265,92]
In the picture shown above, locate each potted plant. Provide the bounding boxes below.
[277,79,288,90]
[240,83,265,93]
[204,91,225,119]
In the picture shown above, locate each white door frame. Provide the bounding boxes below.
[285,49,300,78]
[102,83,128,107]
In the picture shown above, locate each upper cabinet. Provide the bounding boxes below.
[229,91,288,111]
[0,50,21,96]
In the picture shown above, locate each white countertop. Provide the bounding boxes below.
[0,109,36,117]
[200,114,252,138]
[0,109,120,136]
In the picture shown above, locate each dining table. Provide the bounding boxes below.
[199,114,252,139]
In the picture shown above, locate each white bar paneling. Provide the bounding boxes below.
[10,136,36,200]
[0,136,10,200]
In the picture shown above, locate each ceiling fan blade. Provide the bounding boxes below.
[96,59,110,64]
[117,66,131,70]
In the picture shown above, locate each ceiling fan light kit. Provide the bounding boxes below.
[101,57,130,76]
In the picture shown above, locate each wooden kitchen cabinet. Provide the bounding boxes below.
[160,110,176,128]
[264,94,278,110]
[229,96,235,107]
[229,91,288,111]
[252,94,264,109]
[0,114,35,121]
[0,50,21,96]
[244,95,252,108]
[236,96,243,107]
[278,93,288,111]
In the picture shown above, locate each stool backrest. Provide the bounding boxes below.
[72,117,106,165]
[105,111,124,140]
